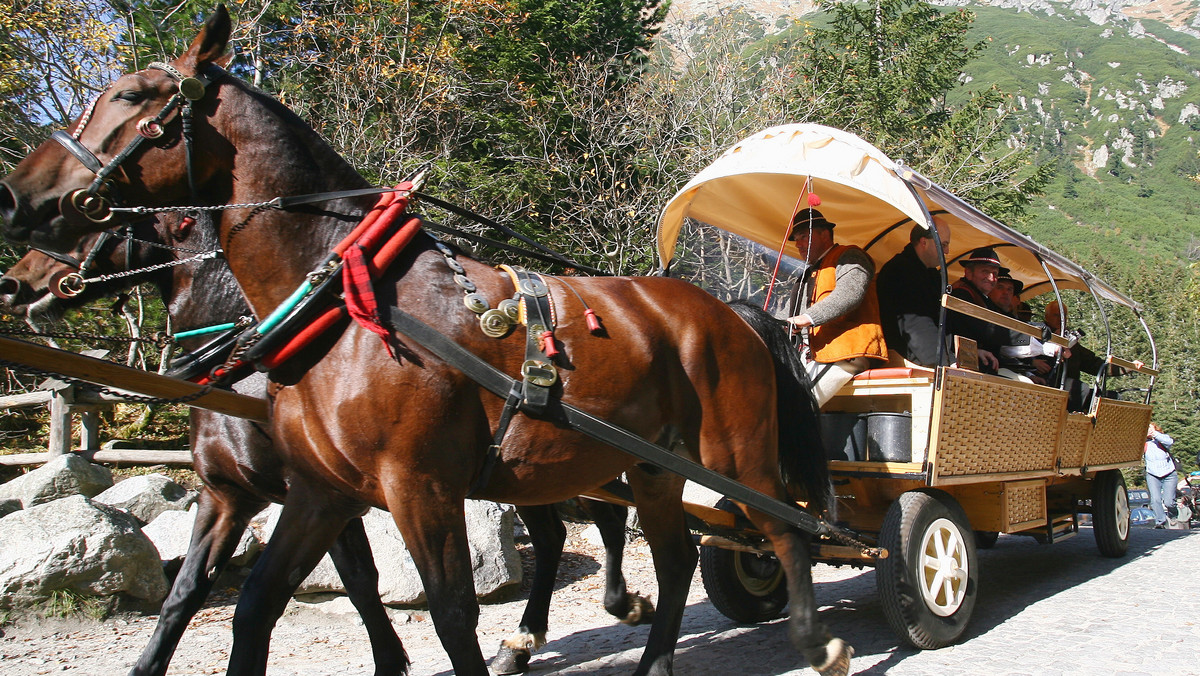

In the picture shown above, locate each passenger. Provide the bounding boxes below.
[988,271,1020,316]
[947,247,1007,374]
[1041,300,1107,411]
[876,219,951,367]
[785,208,888,406]
[993,271,1057,384]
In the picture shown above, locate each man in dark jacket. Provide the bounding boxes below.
[947,247,1007,374]
[876,219,951,366]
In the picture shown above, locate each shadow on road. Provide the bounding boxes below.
[466,526,1193,675]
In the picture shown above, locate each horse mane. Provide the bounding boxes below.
[726,300,831,515]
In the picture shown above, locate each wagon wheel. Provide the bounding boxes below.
[876,489,978,649]
[1092,469,1131,558]
[699,500,788,623]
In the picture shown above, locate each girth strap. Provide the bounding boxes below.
[382,304,831,537]
[467,381,524,498]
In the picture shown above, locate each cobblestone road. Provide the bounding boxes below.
[4,524,1198,675]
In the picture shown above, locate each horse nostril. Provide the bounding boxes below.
[0,274,20,301]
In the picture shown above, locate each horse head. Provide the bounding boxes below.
[0,6,233,252]
[0,218,177,323]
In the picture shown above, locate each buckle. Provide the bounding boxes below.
[521,359,557,387]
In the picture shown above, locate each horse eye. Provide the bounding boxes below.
[114,90,145,104]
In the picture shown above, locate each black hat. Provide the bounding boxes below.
[996,270,1024,296]
[958,247,1003,268]
[789,208,836,238]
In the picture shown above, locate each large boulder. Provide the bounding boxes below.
[255,500,521,605]
[0,495,168,610]
[0,454,113,510]
[143,503,260,567]
[92,473,197,524]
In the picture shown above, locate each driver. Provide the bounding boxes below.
[785,208,888,406]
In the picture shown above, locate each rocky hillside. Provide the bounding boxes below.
[666,0,1200,41]
[663,0,1200,262]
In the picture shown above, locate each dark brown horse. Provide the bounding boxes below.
[0,219,647,675]
[0,7,848,676]
[0,216,409,676]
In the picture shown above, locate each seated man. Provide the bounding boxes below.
[876,218,951,366]
[988,270,1020,316]
[991,272,1057,384]
[947,247,1007,374]
[785,208,888,405]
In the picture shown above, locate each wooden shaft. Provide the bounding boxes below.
[0,336,269,422]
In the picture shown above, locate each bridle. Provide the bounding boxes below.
[31,226,132,299]
[51,61,221,226]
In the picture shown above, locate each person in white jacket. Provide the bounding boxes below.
[1145,422,1179,528]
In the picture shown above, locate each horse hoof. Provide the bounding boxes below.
[491,644,531,675]
[812,637,853,676]
[621,594,656,626]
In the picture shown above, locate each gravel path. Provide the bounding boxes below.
[3,522,1198,675]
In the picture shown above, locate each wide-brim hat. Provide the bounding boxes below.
[789,208,836,237]
[959,247,1003,268]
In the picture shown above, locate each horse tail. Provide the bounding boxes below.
[726,300,831,516]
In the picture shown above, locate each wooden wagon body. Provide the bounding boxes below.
[656,123,1158,647]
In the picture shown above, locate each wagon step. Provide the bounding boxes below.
[1034,513,1079,544]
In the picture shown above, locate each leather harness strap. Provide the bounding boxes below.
[382,304,831,537]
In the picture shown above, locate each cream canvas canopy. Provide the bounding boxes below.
[657,123,1141,312]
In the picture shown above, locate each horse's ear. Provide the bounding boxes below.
[182,4,232,71]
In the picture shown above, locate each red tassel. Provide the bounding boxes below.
[541,330,560,357]
[807,193,821,207]
[584,308,601,333]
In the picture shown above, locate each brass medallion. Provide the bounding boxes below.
[479,309,512,338]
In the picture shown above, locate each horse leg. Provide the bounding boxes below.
[226,485,361,676]
[626,467,694,676]
[491,504,564,675]
[129,487,266,676]
[746,511,851,676]
[328,516,410,676]
[386,491,489,676]
[582,499,655,625]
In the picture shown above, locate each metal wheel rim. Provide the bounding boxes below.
[733,552,784,597]
[1115,484,1130,540]
[918,517,969,617]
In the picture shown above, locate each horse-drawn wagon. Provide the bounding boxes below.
[656,123,1158,648]
[0,5,1158,670]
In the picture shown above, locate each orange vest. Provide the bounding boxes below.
[808,244,888,363]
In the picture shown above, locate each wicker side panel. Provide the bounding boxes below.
[1057,414,1093,470]
[1086,398,1152,466]
[933,373,1067,479]
[1005,480,1046,529]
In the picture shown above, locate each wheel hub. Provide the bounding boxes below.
[919,517,968,617]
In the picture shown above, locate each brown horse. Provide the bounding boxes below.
[0,219,646,675]
[0,7,848,676]
[0,217,410,676]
